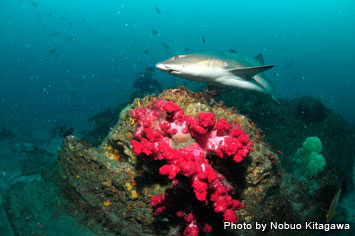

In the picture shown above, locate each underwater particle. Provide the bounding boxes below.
[67,36,76,41]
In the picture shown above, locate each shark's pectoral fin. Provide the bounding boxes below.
[254,53,265,65]
[226,65,274,78]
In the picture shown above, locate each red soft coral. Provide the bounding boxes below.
[131,99,252,235]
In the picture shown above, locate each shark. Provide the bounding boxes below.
[156,52,276,99]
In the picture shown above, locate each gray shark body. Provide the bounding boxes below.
[156,52,275,96]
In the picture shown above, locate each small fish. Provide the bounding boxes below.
[144,50,150,54]
[68,22,73,26]
[155,6,161,14]
[152,29,158,35]
[49,49,56,54]
[52,32,60,37]
[61,16,65,21]
[229,49,238,54]
[67,36,76,41]
[326,188,342,223]
[202,36,206,43]
[282,63,292,69]
[184,48,190,52]
[162,42,169,49]
[30,1,38,9]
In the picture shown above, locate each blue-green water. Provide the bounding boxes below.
[1,0,354,132]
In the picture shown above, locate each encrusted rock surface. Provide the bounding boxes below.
[57,88,298,235]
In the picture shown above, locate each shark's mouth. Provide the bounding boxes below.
[170,70,180,75]
[164,68,175,73]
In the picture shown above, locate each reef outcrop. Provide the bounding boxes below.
[57,88,319,236]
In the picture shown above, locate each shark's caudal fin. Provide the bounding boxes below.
[254,53,265,65]
[226,65,274,79]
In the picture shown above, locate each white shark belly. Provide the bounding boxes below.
[213,74,265,93]
[183,66,226,83]
[177,67,268,94]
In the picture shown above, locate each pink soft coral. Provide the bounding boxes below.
[131,99,252,235]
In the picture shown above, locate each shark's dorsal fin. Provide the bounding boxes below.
[226,65,274,78]
[254,53,264,65]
